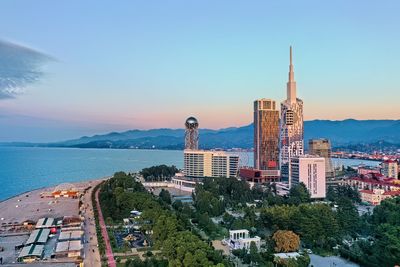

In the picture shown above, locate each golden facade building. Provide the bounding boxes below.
[254,99,280,171]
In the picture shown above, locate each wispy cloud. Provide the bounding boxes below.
[0,40,53,99]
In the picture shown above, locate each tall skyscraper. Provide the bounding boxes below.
[254,99,280,171]
[280,46,304,186]
[309,139,334,177]
[185,117,199,150]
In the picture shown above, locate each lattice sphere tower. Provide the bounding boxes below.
[185,117,199,150]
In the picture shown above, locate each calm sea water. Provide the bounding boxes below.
[0,147,380,201]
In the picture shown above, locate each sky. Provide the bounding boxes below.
[0,0,399,142]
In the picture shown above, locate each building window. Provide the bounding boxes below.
[286,110,294,125]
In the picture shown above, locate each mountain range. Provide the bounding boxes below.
[3,119,399,150]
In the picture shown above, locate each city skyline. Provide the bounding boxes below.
[1,0,400,142]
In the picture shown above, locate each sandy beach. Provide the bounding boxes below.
[0,179,105,266]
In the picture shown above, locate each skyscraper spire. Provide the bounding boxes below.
[287,46,297,103]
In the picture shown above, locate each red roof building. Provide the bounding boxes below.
[360,188,400,206]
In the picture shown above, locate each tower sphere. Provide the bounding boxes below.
[185,117,199,129]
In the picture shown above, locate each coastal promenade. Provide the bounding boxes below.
[95,187,116,267]
[82,181,102,267]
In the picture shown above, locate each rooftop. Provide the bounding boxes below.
[56,240,82,253]
[350,176,400,187]
[229,229,249,234]
[36,217,55,228]
[274,252,301,259]
[19,244,44,259]
[58,230,83,241]
[26,228,50,245]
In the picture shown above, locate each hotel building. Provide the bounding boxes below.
[254,99,280,171]
[290,155,326,198]
[280,46,304,187]
[184,150,239,178]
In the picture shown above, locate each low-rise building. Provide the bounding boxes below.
[62,216,82,228]
[58,230,83,242]
[275,182,290,196]
[51,183,79,198]
[360,188,400,206]
[18,244,44,262]
[25,228,50,245]
[345,176,400,192]
[171,176,203,192]
[273,252,302,265]
[228,229,261,251]
[239,167,280,184]
[55,240,83,259]
[358,166,381,176]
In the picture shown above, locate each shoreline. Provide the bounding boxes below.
[0,175,112,203]
[0,176,112,203]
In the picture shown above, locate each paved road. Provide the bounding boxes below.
[82,181,102,267]
[309,255,359,267]
[95,187,116,267]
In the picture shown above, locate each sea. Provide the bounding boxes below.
[0,146,380,201]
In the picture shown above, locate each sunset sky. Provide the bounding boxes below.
[0,0,399,142]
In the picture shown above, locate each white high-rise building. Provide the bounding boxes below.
[184,150,239,178]
[290,155,326,198]
[280,46,304,186]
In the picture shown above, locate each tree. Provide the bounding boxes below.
[371,224,400,267]
[140,165,178,181]
[286,183,311,205]
[260,205,297,230]
[162,231,218,266]
[293,204,339,248]
[152,215,178,247]
[336,197,360,236]
[249,241,261,264]
[194,189,224,217]
[272,230,300,253]
[327,185,361,203]
[159,189,172,204]
[105,217,114,226]
[371,197,400,226]
[197,212,217,236]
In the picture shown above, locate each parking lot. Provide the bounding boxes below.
[0,234,29,264]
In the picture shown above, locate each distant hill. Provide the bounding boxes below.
[2,119,399,150]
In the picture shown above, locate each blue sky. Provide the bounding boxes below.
[0,0,399,142]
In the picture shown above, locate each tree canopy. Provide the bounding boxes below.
[272,230,300,253]
[140,165,179,181]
